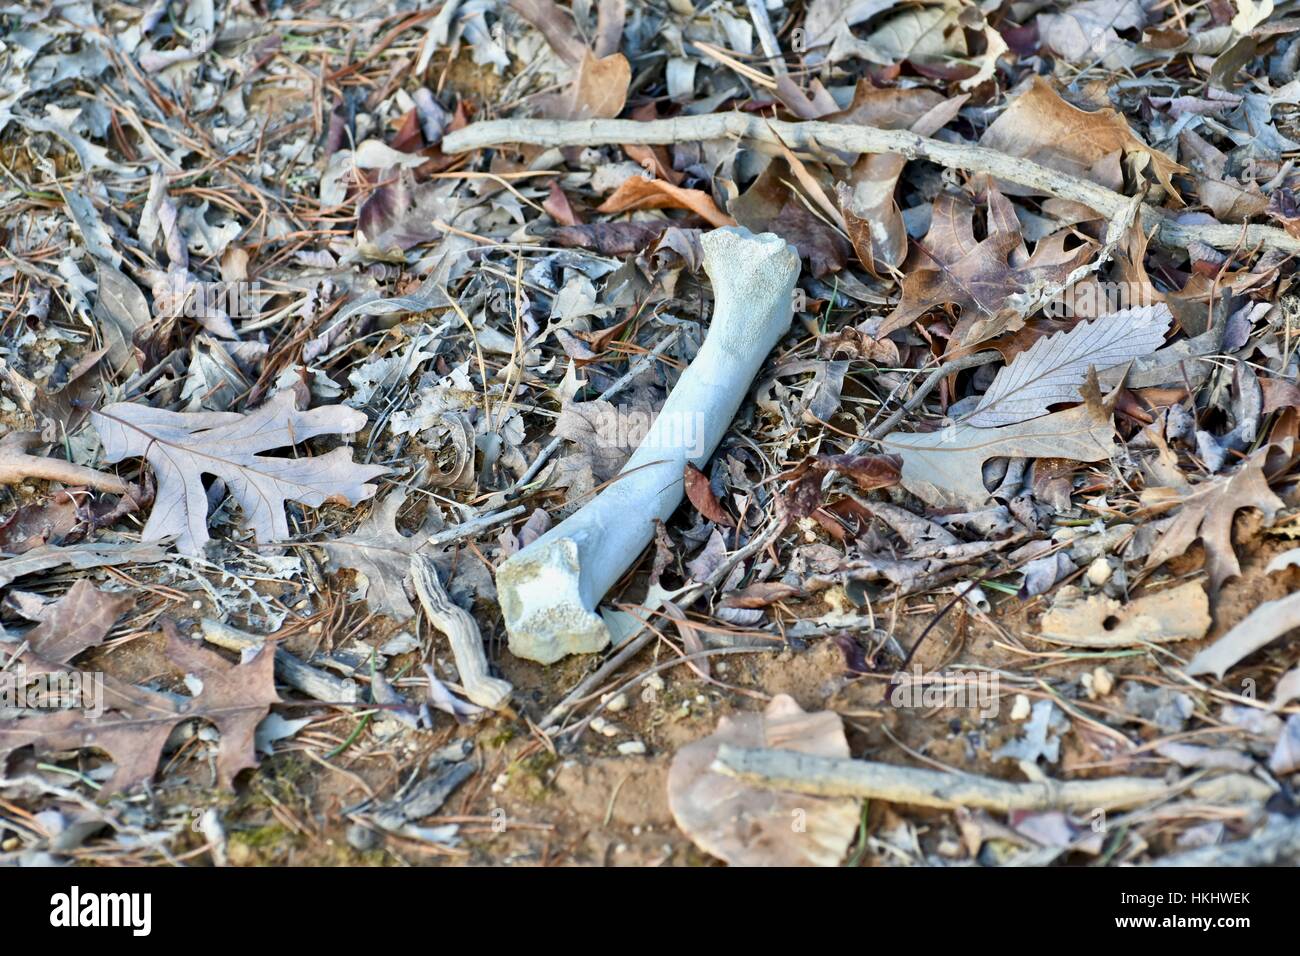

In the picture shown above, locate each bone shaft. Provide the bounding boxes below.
[495,228,799,664]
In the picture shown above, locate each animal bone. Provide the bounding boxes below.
[496,227,799,664]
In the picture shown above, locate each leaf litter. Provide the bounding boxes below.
[0,0,1298,869]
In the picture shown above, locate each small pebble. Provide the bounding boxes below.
[1086,557,1112,586]
[1092,666,1114,697]
[346,823,379,852]
[617,740,647,756]
[604,692,629,713]
[1010,694,1031,721]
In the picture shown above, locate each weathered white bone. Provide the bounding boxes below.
[497,227,799,664]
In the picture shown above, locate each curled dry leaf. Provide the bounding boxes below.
[837,92,966,275]
[667,694,860,866]
[93,390,387,554]
[1145,442,1285,591]
[1039,580,1210,647]
[595,176,736,228]
[683,463,734,527]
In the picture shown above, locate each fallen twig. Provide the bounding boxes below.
[1150,814,1300,866]
[710,745,1274,812]
[410,553,513,710]
[442,115,1300,255]
[0,432,133,495]
[200,619,359,704]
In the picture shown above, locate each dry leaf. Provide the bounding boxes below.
[543,181,583,226]
[552,220,669,254]
[1186,590,1300,679]
[838,94,966,275]
[596,176,735,227]
[966,305,1171,427]
[18,579,133,665]
[980,76,1184,204]
[1039,581,1210,647]
[1270,715,1300,775]
[667,694,860,866]
[1145,443,1284,591]
[0,630,279,793]
[509,0,586,65]
[93,390,387,554]
[542,50,631,121]
[881,373,1116,507]
[684,463,734,527]
[319,490,437,621]
[878,188,1094,341]
[0,540,167,590]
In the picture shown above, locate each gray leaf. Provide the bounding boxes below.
[967,304,1171,428]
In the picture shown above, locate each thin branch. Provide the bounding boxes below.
[711,745,1274,812]
[0,432,132,495]
[442,115,1300,255]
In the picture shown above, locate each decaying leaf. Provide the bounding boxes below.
[881,373,1116,508]
[966,305,1171,427]
[1187,590,1300,679]
[595,176,735,228]
[319,490,438,621]
[1145,443,1284,591]
[667,694,860,866]
[1039,581,1210,647]
[93,390,387,554]
[0,630,279,793]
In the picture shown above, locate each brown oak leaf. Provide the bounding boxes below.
[878,188,1095,344]
[1146,442,1285,591]
[0,628,280,793]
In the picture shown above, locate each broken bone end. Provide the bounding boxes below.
[497,537,611,665]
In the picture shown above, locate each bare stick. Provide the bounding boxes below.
[410,553,512,710]
[745,0,788,77]
[423,505,525,547]
[441,115,1300,255]
[1151,814,1300,866]
[711,746,1274,812]
[0,432,132,495]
